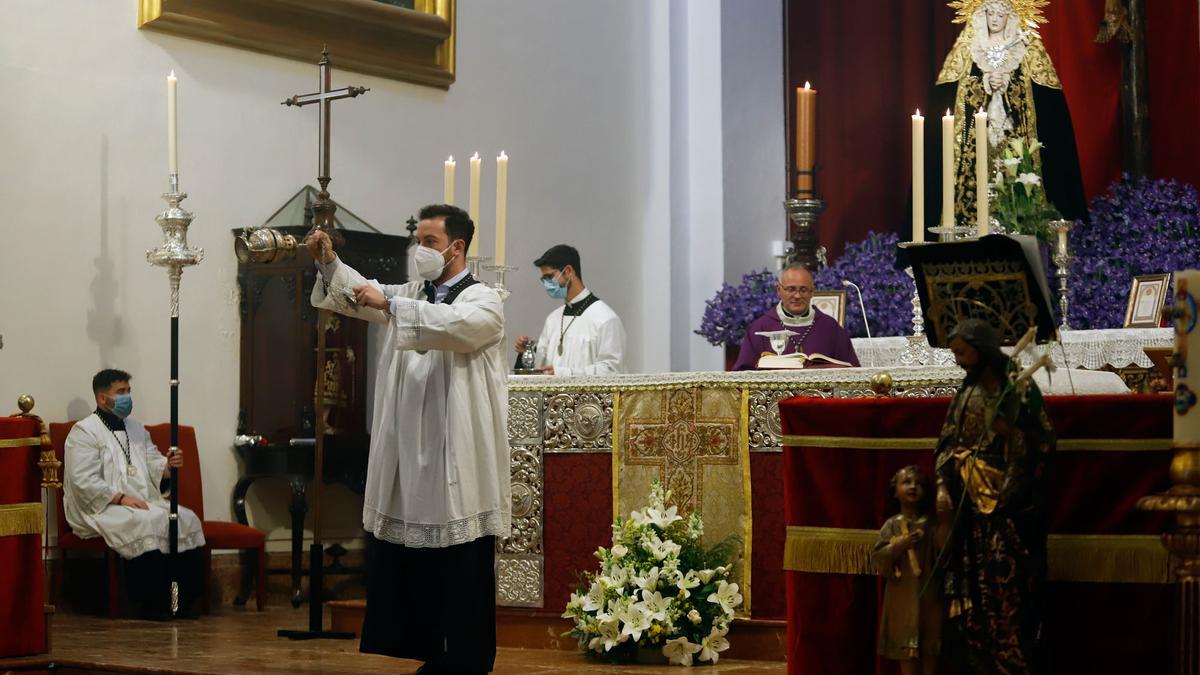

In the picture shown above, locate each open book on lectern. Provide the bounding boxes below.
[902,234,1059,347]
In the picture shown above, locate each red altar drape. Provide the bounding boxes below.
[542,452,788,621]
[781,395,1173,675]
[0,417,48,657]
[786,0,1200,259]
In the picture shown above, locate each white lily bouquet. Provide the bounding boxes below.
[562,481,743,666]
[990,135,1061,241]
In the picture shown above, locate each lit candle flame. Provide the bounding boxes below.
[804,81,811,89]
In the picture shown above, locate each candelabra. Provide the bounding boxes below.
[484,263,517,301]
[1050,219,1073,331]
[467,255,492,280]
[146,171,204,616]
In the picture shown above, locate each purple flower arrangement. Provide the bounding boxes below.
[1068,176,1200,329]
[695,232,917,346]
[696,269,779,347]
[699,174,1200,344]
[813,231,915,338]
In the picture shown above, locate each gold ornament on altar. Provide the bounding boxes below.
[12,395,62,489]
[869,372,895,396]
[948,0,1049,27]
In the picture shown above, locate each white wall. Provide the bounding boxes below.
[721,0,787,284]
[1,0,784,547]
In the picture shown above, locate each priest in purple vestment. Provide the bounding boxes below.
[732,263,860,371]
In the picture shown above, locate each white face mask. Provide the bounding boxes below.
[413,243,456,281]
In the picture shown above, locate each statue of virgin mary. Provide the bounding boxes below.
[926,0,1087,233]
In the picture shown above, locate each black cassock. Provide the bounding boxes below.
[359,534,497,672]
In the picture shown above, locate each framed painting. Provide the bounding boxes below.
[138,0,456,89]
[1123,273,1172,328]
[811,290,847,327]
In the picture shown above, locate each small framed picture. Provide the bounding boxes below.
[811,290,847,326]
[1123,273,1172,328]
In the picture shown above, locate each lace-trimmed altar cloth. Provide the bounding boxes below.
[852,327,1173,371]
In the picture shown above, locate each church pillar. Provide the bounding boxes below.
[668,0,726,372]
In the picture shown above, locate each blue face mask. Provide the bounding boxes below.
[109,394,133,419]
[542,273,568,300]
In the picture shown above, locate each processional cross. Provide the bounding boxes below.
[275,49,366,641]
[282,48,369,243]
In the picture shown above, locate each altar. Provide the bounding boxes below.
[496,366,967,618]
[849,327,1173,391]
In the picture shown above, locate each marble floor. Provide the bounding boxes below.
[5,606,787,674]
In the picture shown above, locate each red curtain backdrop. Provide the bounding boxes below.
[1145,0,1200,190]
[786,0,1200,261]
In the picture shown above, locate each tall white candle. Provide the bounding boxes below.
[443,156,456,205]
[167,70,178,175]
[975,110,989,237]
[468,152,481,257]
[494,151,509,266]
[912,110,924,243]
[942,110,954,234]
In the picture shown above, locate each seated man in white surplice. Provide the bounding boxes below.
[63,369,205,619]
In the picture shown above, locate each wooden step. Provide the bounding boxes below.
[328,599,786,661]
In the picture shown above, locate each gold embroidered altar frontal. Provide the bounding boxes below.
[615,386,752,608]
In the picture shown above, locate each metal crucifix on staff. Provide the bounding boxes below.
[282,47,370,196]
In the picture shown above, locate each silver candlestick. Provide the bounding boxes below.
[484,263,516,301]
[1051,219,1073,330]
[145,171,204,616]
[467,255,492,279]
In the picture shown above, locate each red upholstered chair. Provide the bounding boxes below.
[145,424,267,612]
[50,421,122,619]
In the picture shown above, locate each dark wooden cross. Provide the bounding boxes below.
[1096,0,1150,177]
[283,49,369,240]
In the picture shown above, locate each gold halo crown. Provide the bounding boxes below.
[948,0,1049,26]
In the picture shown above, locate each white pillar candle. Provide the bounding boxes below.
[912,110,924,243]
[942,110,954,234]
[167,70,178,175]
[443,156,456,205]
[975,110,989,237]
[468,152,481,257]
[494,151,508,266]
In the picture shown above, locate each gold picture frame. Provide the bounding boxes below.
[138,0,456,89]
[1123,273,1172,328]
[811,290,847,327]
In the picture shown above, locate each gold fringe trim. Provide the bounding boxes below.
[784,527,1172,584]
[780,435,1173,452]
[0,502,44,536]
[1046,534,1170,584]
[1056,439,1173,452]
[783,526,878,575]
[0,437,41,448]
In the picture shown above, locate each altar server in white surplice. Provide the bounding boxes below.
[307,204,510,674]
[513,244,625,375]
[63,369,205,619]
